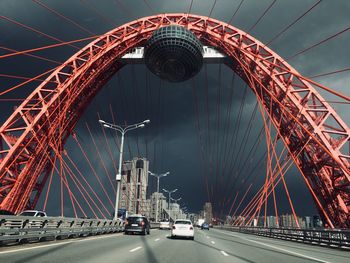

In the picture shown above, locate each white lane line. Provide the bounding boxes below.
[211,240,215,244]
[155,238,160,242]
[223,232,330,263]
[129,246,142,252]
[79,235,121,242]
[220,251,229,257]
[246,239,330,263]
[0,233,123,255]
[0,241,74,255]
[206,236,210,239]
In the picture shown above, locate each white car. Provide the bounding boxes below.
[159,221,171,230]
[18,210,47,217]
[171,219,194,240]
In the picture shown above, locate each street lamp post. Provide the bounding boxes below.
[163,188,178,221]
[99,119,150,220]
[170,197,182,204]
[148,171,169,222]
[162,188,178,210]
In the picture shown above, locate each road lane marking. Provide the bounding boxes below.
[79,235,122,242]
[206,236,210,239]
[0,241,74,255]
[220,251,229,257]
[0,233,123,255]
[129,246,142,252]
[155,238,160,242]
[222,231,330,263]
[245,238,330,263]
[211,241,215,244]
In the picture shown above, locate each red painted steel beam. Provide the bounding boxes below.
[0,13,349,228]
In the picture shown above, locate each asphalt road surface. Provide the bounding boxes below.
[0,228,349,263]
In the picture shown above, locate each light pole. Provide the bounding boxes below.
[170,197,182,204]
[99,119,150,220]
[162,188,178,210]
[148,171,169,222]
[163,188,178,221]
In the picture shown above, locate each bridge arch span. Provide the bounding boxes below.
[0,14,349,228]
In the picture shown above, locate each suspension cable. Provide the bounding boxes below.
[265,0,322,46]
[0,15,80,49]
[0,46,61,64]
[32,0,96,36]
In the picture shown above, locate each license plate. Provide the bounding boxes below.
[131,224,138,226]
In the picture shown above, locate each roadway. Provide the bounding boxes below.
[0,228,349,263]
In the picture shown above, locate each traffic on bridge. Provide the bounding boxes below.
[1,0,350,262]
[1,228,349,263]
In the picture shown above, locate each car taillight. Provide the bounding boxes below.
[141,221,145,226]
[172,225,176,229]
[190,226,193,230]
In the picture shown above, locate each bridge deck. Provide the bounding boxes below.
[0,228,348,263]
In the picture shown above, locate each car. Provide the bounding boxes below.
[124,215,150,235]
[159,220,171,230]
[171,219,194,240]
[18,210,47,217]
[201,222,210,230]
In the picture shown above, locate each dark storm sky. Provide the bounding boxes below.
[1,0,350,218]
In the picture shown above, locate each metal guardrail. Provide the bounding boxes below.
[216,225,350,249]
[0,215,123,245]
[0,216,161,245]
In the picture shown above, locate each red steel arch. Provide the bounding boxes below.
[0,14,349,228]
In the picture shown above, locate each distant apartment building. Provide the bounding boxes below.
[168,202,186,220]
[251,215,321,228]
[119,157,149,215]
[149,192,167,222]
[203,202,213,223]
[266,216,279,227]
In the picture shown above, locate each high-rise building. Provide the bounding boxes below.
[203,202,213,224]
[168,202,186,220]
[266,216,278,227]
[304,216,312,228]
[119,157,149,215]
[149,192,167,222]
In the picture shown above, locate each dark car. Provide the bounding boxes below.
[201,222,210,230]
[124,215,150,235]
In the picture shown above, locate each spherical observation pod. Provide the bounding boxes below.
[0,14,349,228]
[144,25,203,82]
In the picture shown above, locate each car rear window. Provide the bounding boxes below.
[175,220,191,225]
[20,211,36,216]
[127,217,144,223]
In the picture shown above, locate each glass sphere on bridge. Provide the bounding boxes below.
[144,25,203,82]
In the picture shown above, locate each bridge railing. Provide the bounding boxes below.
[217,225,350,249]
[0,215,123,244]
[0,215,161,245]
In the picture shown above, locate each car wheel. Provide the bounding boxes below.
[191,236,194,240]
